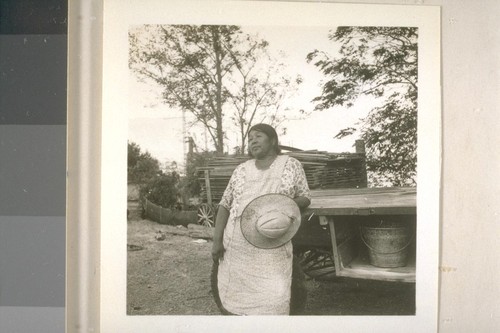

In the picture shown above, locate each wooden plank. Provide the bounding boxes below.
[306,187,416,216]
[326,218,342,276]
[309,187,415,197]
[310,194,415,207]
[307,206,416,217]
[337,257,416,283]
[204,170,212,205]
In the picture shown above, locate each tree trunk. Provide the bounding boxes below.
[211,26,225,154]
[240,121,246,154]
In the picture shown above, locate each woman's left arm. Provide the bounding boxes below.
[289,158,311,210]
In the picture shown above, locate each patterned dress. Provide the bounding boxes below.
[217,155,310,315]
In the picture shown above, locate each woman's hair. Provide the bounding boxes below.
[248,123,281,155]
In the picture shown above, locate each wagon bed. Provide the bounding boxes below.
[297,187,417,282]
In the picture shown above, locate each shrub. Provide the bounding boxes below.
[140,172,180,209]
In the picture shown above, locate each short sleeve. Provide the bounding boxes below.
[218,164,243,210]
[291,158,311,200]
[280,157,311,200]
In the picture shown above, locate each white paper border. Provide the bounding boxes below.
[101,1,441,332]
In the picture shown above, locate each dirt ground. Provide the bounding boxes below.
[127,216,415,316]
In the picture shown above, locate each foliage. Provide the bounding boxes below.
[129,24,301,154]
[128,141,180,209]
[140,172,181,209]
[307,27,418,186]
[128,141,161,184]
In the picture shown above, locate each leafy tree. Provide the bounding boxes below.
[127,141,161,184]
[128,142,181,208]
[129,24,300,154]
[140,172,180,209]
[307,27,418,186]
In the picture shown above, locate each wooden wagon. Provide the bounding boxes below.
[195,144,417,282]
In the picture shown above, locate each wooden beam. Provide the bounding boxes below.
[325,217,341,276]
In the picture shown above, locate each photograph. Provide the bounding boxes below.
[126,23,418,316]
[100,1,440,332]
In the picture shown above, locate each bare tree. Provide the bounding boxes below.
[129,25,301,154]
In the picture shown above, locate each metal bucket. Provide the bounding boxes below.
[361,226,412,268]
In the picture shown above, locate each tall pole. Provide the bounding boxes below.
[204,126,208,151]
[182,109,187,174]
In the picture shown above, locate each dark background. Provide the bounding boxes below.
[0,0,66,331]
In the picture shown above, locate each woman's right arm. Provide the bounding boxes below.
[211,164,241,262]
[211,205,229,262]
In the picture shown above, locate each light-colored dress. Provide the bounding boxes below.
[217,155,310,315]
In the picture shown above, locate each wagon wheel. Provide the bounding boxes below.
[197,203,216,227]
[296,248,336,280]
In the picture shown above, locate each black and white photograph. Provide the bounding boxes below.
[100,1,440,332]
[127,23,418,315]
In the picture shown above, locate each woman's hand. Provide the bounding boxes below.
[211,239,225,263]
[212,206,230,263]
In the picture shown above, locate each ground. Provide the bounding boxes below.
[127,216,415,316]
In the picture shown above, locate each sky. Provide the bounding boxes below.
[128,25,374,169]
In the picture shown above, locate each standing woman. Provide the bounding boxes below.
[211,123,311,315]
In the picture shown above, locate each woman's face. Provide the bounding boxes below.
[248,130,276,159]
